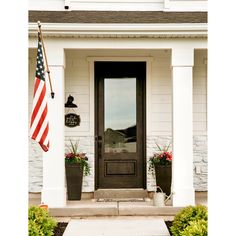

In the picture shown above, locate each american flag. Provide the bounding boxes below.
[30,32,49,152]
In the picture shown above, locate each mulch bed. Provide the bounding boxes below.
[165,221,173,236]
[53,222,68,236]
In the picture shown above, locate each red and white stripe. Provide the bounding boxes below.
[30,77,49,152]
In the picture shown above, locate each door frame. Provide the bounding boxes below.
[87,56,153,190]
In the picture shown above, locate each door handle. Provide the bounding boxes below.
[95,135,102,142]
[95,135,103,159]
[98,142,102,159]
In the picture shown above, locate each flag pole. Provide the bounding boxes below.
[37,21,55,99]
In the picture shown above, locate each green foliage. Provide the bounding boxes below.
[170,205,208,236]
[28,206,57,236]
[148,142,172,175]
[28,220,44,236]
[65,140,91,176]
[67,139,79,154]
[80,159,90,176]
[181,219,208,236]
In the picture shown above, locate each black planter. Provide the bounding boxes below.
[65,163,84,200]
[154,164,172,195]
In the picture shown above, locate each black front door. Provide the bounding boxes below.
[95,62,146,189]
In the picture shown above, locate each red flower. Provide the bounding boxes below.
[65,153,75,159]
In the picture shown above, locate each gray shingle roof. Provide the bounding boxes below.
[29,11,207,24]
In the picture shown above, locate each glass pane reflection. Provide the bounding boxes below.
[104,78,136,153]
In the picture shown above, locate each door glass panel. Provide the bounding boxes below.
[104,78,136,153]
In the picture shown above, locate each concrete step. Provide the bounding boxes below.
[48,200,182,218]
[29,192,207,218]
[94,189,148,199]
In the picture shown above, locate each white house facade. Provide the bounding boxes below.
[28,0,207,207]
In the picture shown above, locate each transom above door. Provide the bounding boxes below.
[95,62,146,189]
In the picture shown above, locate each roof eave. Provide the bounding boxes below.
[28,22,208,38]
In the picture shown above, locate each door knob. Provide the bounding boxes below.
[95,135,103,159]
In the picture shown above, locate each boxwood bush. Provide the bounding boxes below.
[28,206,57,236]
[181,219,208,236]
[170,205,207,236]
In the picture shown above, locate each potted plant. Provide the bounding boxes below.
[65,140,90,200]
[148,143,172,195]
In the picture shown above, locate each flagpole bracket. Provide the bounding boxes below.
[51,92,55,99]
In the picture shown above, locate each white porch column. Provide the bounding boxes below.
[41,47,66,207]
[171,48,195,206]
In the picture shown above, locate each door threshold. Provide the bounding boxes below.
[97,198,146,202]
[94,189,148,199]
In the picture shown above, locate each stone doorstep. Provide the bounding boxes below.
[97,198,146,202]
[48,201,182,217]
[29,191,207,203]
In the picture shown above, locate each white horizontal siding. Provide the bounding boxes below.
[193,94,207,103]
[193,122,207,132]
[152,94,172,103]
[65,85,90,94]
[65,56,90,136]
[151,122,172,131]
[193,104,207,113]
[151,86,172,95]
[193,112,206,121]
[193,49,207,135]
[65,122,90,132]
[151,104,172,113]
[150,51,172,135]
[151,113,172,122]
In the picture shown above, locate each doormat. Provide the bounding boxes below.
[97,198,145,202]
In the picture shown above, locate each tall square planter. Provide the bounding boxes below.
[65,163,84,200]
[154,164,172,196]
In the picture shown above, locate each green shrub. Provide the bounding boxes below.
[28,220,44,236]
[181,219,208,236]
[170,205,207,236]
[28,206,57,236]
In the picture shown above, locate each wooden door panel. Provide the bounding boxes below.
[105,160,136,175]
[95,62,146,189]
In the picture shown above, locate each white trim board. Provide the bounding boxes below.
[28,23,207,38]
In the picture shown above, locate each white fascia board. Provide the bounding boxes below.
[29,0,207,11]
[70,0,207,12]
[28,23,207,38]
[68,0,163,11]
[29,0,65,11]
[164,1,208,12]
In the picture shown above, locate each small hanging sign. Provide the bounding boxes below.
[65,113,81,127]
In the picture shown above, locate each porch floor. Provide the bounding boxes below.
[28,191,207,220]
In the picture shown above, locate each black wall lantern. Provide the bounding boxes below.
[65,95,81,127]
[65,95,77,108]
